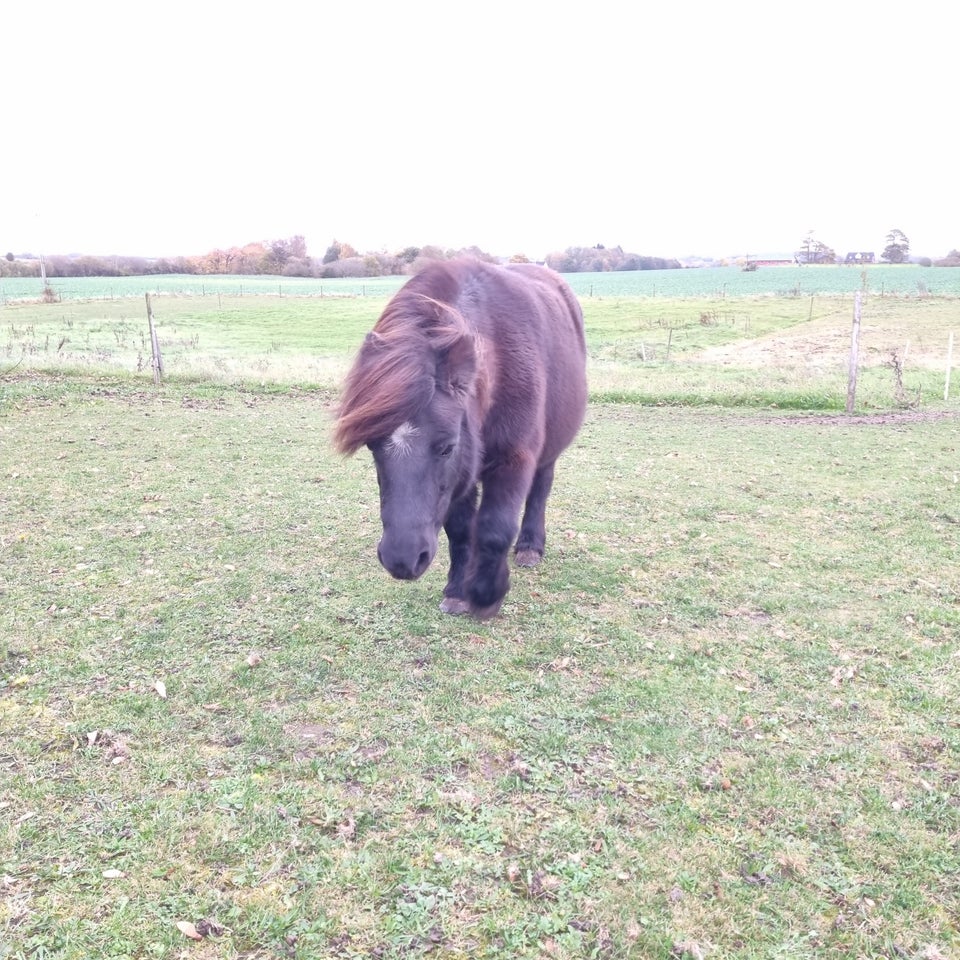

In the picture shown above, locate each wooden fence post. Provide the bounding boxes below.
[946,330,955,401]
[145,292,164,385]
[846,291,862,414]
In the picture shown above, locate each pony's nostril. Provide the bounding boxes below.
[416,550,431,574]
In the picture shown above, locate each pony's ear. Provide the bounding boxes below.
[439,334,478,399]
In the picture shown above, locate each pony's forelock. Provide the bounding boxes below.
[333,284,470,455]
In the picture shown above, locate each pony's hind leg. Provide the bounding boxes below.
[514,461,556,567]
[440,486,477,615]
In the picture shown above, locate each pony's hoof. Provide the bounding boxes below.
[440,596,471,615]
[514,549,543,568]
[470,599,503,621]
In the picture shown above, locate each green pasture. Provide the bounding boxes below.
[1,383,957,959]
[2,264,959,303]
[3,287,959,411]
[1,281,959,958]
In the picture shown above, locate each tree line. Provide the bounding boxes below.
[2,237,682,279]
[7,231,953,280]
[543,245,680,273]
[794,228,956,266]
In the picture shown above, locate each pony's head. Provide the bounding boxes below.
[334,289,483,580]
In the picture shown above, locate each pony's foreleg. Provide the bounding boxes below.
[514,461,556,567]
[439,486,477,615]
[467,455,535,618]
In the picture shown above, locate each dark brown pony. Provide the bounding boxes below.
[334,258,587,618]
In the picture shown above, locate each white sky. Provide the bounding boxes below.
[3,1,957,261]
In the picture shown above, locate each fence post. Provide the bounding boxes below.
[145,292,164,385]
[846,291,862,414]
[946,331,955,401]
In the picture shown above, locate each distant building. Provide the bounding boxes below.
[844,252,875,264]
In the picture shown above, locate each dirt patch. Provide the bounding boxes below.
[692,330,854,370]
[690,309,949,372]
[284,722,336,760]
[743,410,959,427]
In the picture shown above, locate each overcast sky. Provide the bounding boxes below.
[4,1,957,261]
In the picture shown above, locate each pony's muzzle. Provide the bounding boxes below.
[377,535,435,581]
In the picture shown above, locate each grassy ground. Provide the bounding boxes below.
[3,292,957,410]
[1,376,957,959]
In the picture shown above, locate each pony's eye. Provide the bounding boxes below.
[438,443,455,458]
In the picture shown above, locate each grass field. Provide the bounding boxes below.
[1,383,957,959]
[2,264,959,303]
[3,288,958,411]
[1,284,958,958]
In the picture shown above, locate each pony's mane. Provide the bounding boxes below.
[333,273,469,455]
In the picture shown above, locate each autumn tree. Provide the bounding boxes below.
[236,243,268,273]
[288,235,307,260]
[322,239,358,264]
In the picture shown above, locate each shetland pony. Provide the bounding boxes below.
[334,258,587,618]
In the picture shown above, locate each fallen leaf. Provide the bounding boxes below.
[527,869,560,900]
[830,665,857,687]
[195,918,224,938]
[176,920,203,941]
[102,869,125,879]
[153,680,167,699]
[246,652,263,667]
[672,941,705,960]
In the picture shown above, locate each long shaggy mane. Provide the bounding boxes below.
[333,283,469,455]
